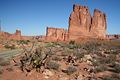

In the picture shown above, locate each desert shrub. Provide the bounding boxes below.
[19,45,49,72]
[94,65,107,73]
[52,56,62,61]
[57,42,67,48]
[103,77,116,80]
[18,40,29,44]
[69,40,75,45]
[99,54,116,64]
[62,48,72,56]
[83,41,101,52]
[45,42,64,48]
[103,75,120,80]
[32,52,45,69]
[45,48,54,56]
[111,64,120,73]
[45,42,55,47]
[109,50,120,55]
[92,59,100,66]
[66,44,74,49]
[63,66,77,75]
[4,44,15,49]
[74,52,84,60]
[46,61,60,70]
[66,44,81,50]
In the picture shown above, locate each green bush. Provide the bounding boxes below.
[46,61,60,70]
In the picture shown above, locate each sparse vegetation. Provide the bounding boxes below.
[46,61,60,70]
[0,39,120,80]
[18,40,30,44]
[63,66,77,75]
[103,74,120,80]
[83,41,102,52]
[109,63,120,73]
[69,40,75,45]
[52,56,62,61]
[4,44,15,49]
[94,65,107,73]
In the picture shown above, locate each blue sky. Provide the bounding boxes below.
[0,0,120,36]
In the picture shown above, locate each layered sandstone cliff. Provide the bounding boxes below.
[46,27,68,41]
[68,4,107,40]
[0,30,29,40]
[91,9,107,38]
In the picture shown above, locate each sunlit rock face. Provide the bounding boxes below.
[90,9,107,38]
[0,30,29,40]
[68,4,107,40]
[46,27,68,41]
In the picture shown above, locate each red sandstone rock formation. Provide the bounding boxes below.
[46,27,68,41]
[68,4,107,40]
[106,34,120,40]
[0,30,29,40]
[9,30,22,40]
[91,9,107,38]
[68,4,92,40]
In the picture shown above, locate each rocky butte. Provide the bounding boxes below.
[0,30,29,40]
[46,27,68,41]
[46,4,107,42]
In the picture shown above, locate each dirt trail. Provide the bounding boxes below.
[0,49,22,59]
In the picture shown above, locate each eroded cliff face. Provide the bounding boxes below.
[68,4,92,40]
[0,30,29,40]
[46,27,68,41]
[68,4,107,40]
[91,9,107,38]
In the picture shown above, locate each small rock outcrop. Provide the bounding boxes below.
[0,30,29,40]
